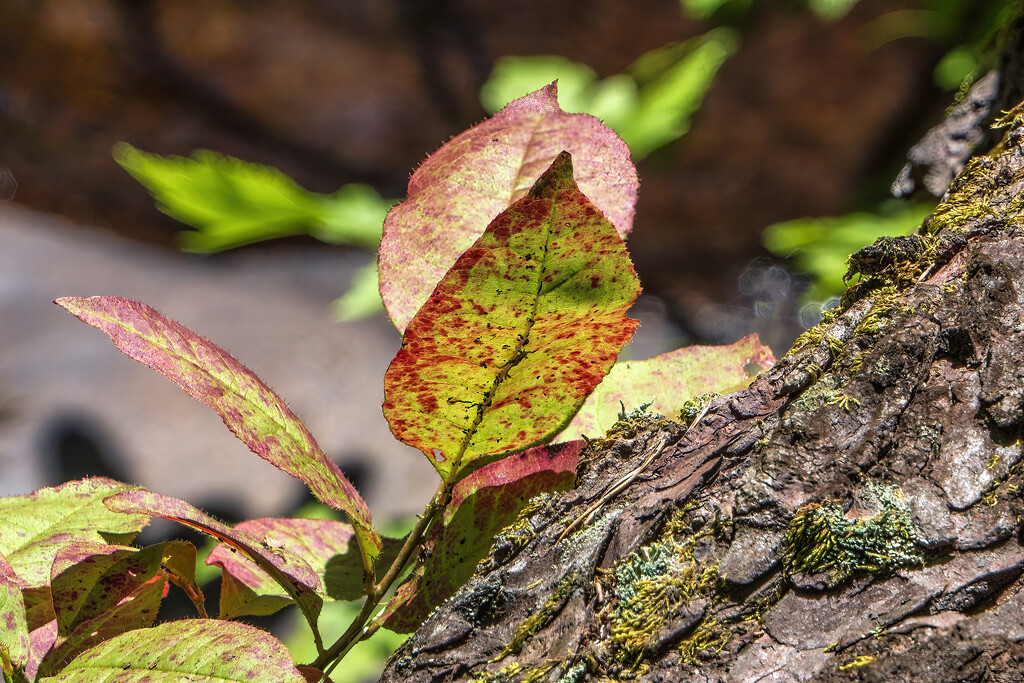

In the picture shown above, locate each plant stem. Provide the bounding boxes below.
[311,480,451,671]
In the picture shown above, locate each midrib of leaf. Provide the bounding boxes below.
[449,196,555,477]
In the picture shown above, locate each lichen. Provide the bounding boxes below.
[783,483,924,583]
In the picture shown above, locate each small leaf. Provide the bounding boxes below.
[557,334,776,440]
[113,144,386,252]
[54,296,381,569]
[383,440,583,632]
[383,152,640,479]
[38,620,306,683]
[103,490,323,627]
[0,553,30,672]
[0,478,147,588]
[379,82,638,333]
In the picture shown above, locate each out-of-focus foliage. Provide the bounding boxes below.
[479,28,738,160]
[114,144,391,253]
[114,144,393,319]
[763,201,935,303]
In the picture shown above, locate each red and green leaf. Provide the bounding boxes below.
[557,334,777,440]
[383,440,583,632]
[379,83,638,333]
[0,553,30,674]
[37,620,306,683]
[0,478,146,588]
[103,490,323,628]
[35,576,165,678]
[383,152,641,480]
[207,517,404,613]
[54,296,381,571]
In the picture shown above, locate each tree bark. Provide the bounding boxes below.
[378,47,1024,683]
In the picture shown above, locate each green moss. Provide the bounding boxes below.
[677,615,729,666]
[601,511,724,672]
[493,573,582,661]
[838,655,877,671]
[605,401,660,439]
[783,484,924,583]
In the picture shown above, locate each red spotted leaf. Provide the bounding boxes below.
[54,296,381,570]
[0,553,29,674]
[0,478,147,588]
[382,440,583,632]
[383,152,640,480]
[379,82,638,333]
[103,490,323,627]
[35,576,165,678]
[36,620,306,683]
[557,334,777,440]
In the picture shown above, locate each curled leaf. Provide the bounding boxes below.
[383,152,641,480]
[379,82,637,333]
[54,296,380,570]
[103,490,323,629]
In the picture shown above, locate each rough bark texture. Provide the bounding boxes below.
[377,51,1024,683]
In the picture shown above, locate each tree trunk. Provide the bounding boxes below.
[378,48,1024,683]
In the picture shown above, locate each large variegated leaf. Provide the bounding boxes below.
[379,82,637,333]
[54,296,380,569]
[557,334,777,440]
[0,478,146,587]
[383,152,641,480]
[38,620,306,683]
[383,441,583,632]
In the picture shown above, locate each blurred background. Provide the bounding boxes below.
[0,0,1016,676]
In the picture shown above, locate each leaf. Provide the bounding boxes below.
[36,577,165,678]
[0,478,147,587]
[103,490,323,628]
[379,83,638,333]
[113,144,387,252]
[54,296,381,569]
[0,553,30,673]
[208,518,404,612]
[383,152,641,480]
[49,542,192,636]
[556,334,777,441]
[383,440,583,632]
[332,260,385,321]
[37,620,306,683]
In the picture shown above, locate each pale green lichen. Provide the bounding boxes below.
[783,484,924,582]
[601,513,724,671]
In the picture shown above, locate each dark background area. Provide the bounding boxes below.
[0,0,968,348]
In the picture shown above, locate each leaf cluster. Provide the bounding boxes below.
[1,86,772,681]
